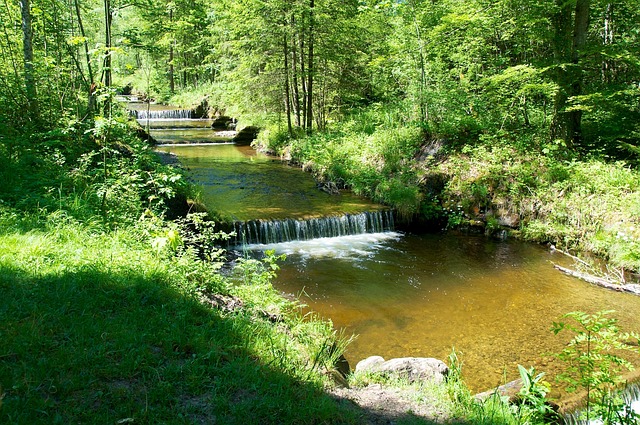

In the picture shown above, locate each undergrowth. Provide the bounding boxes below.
[435,144,640,273]
[348,350,556,425]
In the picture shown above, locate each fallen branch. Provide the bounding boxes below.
[554,264,640,296]
[550,245,591,268]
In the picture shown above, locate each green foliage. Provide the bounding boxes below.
[515,365,556,424]
[436,144,640,272]
[0,207,358,423]
[254,107,426,218]
[552,310,640,424]
[0,110,190,227]
[442,350,551,425]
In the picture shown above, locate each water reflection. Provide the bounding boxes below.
[157,144,383,221]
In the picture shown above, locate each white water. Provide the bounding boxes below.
[137,118,215,129]
[135,109,192,119]
[233,211,395,245]
[241,231,403,259]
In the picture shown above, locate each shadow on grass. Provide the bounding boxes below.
[0,264,464,424]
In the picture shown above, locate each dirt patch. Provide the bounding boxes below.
[330,384,451,424]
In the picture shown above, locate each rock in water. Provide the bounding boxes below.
[232,126,260,146]
[211,115,233,130]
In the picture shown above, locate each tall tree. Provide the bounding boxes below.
[19,0,38,122]
[305,0,314,132]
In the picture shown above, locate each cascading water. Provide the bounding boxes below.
[134,109,192,120]
[562,383,640,425]
[232,210,395,245]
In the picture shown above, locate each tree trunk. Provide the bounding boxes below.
[291,15,301,128]
[299,24,307,130]
[550,0,580,147]
[409,0,427,124]
[305,0,314,133]
[74,0,96,116]
[102,0,112,88]
[601,3,613,82]
[169,9,175,93]
[283,28,293,137]
[567,0,590,147]
[19,0,38,122]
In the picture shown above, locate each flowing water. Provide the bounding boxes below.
[263,233,640,399]
[148,109,640,412]
[155,144,384,222]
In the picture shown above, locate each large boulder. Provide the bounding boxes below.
[211,115,234,130]
[232,126,260,146]
[355,356,385,372]
[355,356,449,384]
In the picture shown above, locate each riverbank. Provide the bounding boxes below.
[254,120,640,279]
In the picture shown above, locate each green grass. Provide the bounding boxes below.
[0,211,357,424]
[435,144,640,272]
[346,352,553,425]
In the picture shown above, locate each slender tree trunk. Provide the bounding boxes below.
[550,1,573,144]
[305,0,314,133]
[2,0,21,81]
[75,0,96,116]
[102,0,112,88]
[414,18,427,123]
[283,28,293,136]
[19,0,38,122]
[169,9,175,93]
[568,0,590,146]
[291,15,301,128]
[299,29,307,130]
[407,0,427,123]
[601,3,613,82]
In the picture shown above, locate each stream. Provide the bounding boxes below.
[140,105,640,413]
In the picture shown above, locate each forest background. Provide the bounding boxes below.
[2,0,639,271]
[1,0,640,423]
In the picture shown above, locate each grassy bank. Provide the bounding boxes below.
[0,114,354,423]
[432,144,640,274]
[0,209,359,423]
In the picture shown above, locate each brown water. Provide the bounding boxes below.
[154,118,640,406]
[156,144,383,221]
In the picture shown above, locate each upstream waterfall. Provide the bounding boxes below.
[134,109,192,120]
[231,210,394,245]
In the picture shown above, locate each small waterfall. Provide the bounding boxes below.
[562,382,640,424]
[134,109,192,120]
[232,210,394,245]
